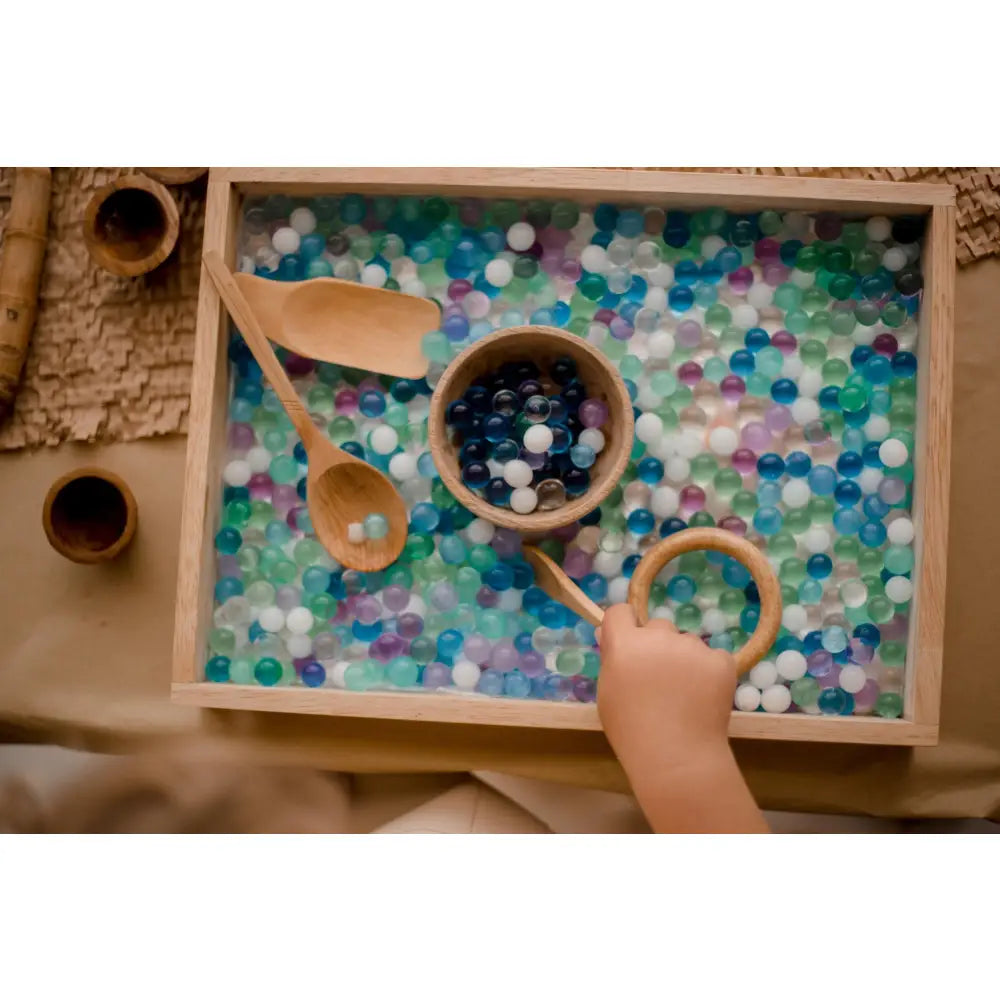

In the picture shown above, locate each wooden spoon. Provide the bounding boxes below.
[523,527,783,676]
[203,250,407,572]
[231,270,439,379]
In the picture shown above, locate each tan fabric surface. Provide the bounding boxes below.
[1,209,999,821]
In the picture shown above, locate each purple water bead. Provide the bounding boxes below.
[520,650,547,678]
[560,259,582,282]
[728,267,754,295]
[817,665,842,689]
[229,422,256,450]
[271,484,299,516]
[770,330,798,355]
[334,389,359,415]
[248,472,273,501]
[491,639,521,672]
[463,633,493,664]
[491,527,522,559]
[679,485,706,512]
[849,638,874,665]
[755,238,782,265]
[522,448,548,470]
[853,679,880,712]
[275,585,300,610]
[562,546,594,579]
[382,585,410,612]
[476,586,500,608]
[676,319,702,349]
[718,515,747,536]
[609,316,633,340]
[740,421,772,451]
[677,361,703,387]
[572,676,597,703]
[284,352,315,377]
[879,478,908,505]
[814,212,843,241]
[763,263,791,287]
[217,554,240,577]
[448,278,473,301]
[396,612,424,639]
[551,521,580,544]
[731,448,758,476]
[423,661,452,688]
[764,405,793,434]
[579,398,609,428]
[370,632,409,662]
[355,594,383,625]
[286,506,310,531]
[720,375,746,403]
[807,650,834,677]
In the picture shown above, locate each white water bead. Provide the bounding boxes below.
[731,304,759,329]
[258,606,285,632]
[789,267,815,289]
[647,262,674,287]
[781,479,812,509]
[708,426,739,456]
[776,650,808,681]
[404,594,428,619]
[637,385,663,410]
[651,606,675,623]
[246,446,272,474]
[271,226,301,255]
[666,456,691,482]
[593,550,624,577]
[347,522,365,544]
[498,589,522,612]
[286,633,313,659]
[484,258,513,287]
[746,282,773,309]
[361,263,388,287]
[702,609,728,635]
[402,279,427,297]
[644,287,668,312]
[885,576,914,603]
[635,412,664,444]
[647,330,676,358]
[865,415,892,440]
[580,244,609,274]
[858,468,884,494]
[223,459,252,487]
[803,527,832,554]
[285,607,315,635]
[503,460,533,488]
[749,660,778,690]
[452,658,482,691]
[607,576,630,604]
[887,517,915,546]
[866,216,892,241]
[486,459,504,479]
[576,526,601,554]
[797,369,823,398]
[238,255,255,273]
[879,438,909,467]
[648,435,676,461]
[289,206,317,235]
[839,665,868,695]
[701,235,727,259]
[463,291,491,319]
[651,486,680,518]
[761,684,793,713]
[676,430,703,459]
[506,222,535,252]
[330,661,351,688]
[388,452,418,481]
[790,398,820,425]
[578,428,605,453]
[368,425,398,455]
[852,323,876,346]
[734,684,762,712]
[390,256,417,280]
[882,246,908,272]
[782,604,808,633]
[782,355,805,379]
[510,487,538,514]
[783,211,810,237]
[465,518,495,545]
[522,425,553,454]
[840,579,869,608]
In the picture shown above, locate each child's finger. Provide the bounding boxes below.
[643,619,679,634]
[597,603,636,649]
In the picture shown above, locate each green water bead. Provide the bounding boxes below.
[478,610,507,640]
[327,415,357,443]
[785,309,809,335]
[245,580,276,607]
[421,331,452,363]
[271,560,298,585]
[718,589,746,616]
[225,499,252,528]
[875,692,904,719]
[795,245,824,272]
[688,511,715,529]
[840,222,868,251]
[556,649,586,676]
[229,657,254,685]
[647,582,668,608]
[745,372,771,397]
[251,407,279,433]
[269,454,299,485]
[455,566,480,602]
[306,384,335,415]
[718,326,744,354]
[237,546,260,573]
[821,358,850,386]
[567,316,589,337]
[755,346,784,378]
[209,628,236,656]
[254,657,283,687]
[758,210,783,235]
[802,286,829,313]
[834,537,860,562]
[858,549,885,576]
[781,584,799,608]
[768,532,797,561]
[384,403,409,428]
[884,546,914,575]
[867,595,895,623]
[889,401,916,431]
[855,301,881,326]
[839,385,868,413]
[689,454,718,485]
[619,354,644,380]
[402,534,434,562]
[293,538,326,567]
[704,303,732,332]
[345,659,381,692]
[784,509,812,535]
[808,497,835,525]
[780,558,807,586]
[700,357,726,383]
[800,340,827,369]
[790,676,820,708]
[773,283,802,312]
[581,651,601,679]
[409,636,436,664]
[650,370,678,397]
[732,490,758,519]
[468,544,497,573]
[713,468,743,500]
[696,572,725,601]
[674,603,702,632]
[861,575,884,598]
[891,376,917,399]
[881,641,907,667]
[386,656,419,687]
[882,302,907,327]
[829,309,857,337]
[308,593,336,619]
[551,201,580,229]
[602,336,627,362]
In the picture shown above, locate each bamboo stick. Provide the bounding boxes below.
[0,167,51,423]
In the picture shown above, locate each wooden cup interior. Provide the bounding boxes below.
[428,326,633,533]
[43,469,137,563]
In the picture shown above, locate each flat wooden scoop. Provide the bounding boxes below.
[205,251,407,572]
[524,527,783,676]
[232,271,438,378]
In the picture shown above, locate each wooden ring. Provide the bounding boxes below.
[626,527,782,675]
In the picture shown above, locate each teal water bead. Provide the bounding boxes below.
[224,499,252,528]
[263,428,287,453]
[619,354,643,380]
[386,656,419,687]
[293,538,325,566]
[265,520,292,546]
[229,657,254,685]
[205,655,230,683]
[421,330,452,363]
[702,357,728,383]
[755,346,784,377]
[254,656,283,687]
[650,370,678,396]
[478,609,507,640]
[302,566,332,594]
[884,545,914,575]
[269,454,299,484]
[364,513,390,539]
[215,526,242,554]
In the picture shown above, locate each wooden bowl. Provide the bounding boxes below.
[42,467,137,564]
[140,168,207,186]
[83,174,180,277]
[428,326,634,532]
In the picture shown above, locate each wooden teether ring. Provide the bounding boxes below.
[626,527,782,676]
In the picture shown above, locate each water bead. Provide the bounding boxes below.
[363,513,390,540]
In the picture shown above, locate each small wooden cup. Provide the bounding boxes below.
[42,467,137,564]
[428,326,634,532]
[83,174,180,277]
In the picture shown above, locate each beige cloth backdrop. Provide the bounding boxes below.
[1,180,998,819]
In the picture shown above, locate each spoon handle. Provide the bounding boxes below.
[203,250,317,445]
[522,545,604,627]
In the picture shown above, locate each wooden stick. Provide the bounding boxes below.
[0,167,51,423]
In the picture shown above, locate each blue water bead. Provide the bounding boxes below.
[215,526,242,554]
[613,209,644,238]
[775,634,804,654]
[834,480,862,507]
[851,346,874,370]
[618,302,641,326]
[709,632,735,652]
[740,605,760,633]
[538,602,568,629]
[844,405,870,428]
[627,509,655,535]
[863,496,890,522]
[482,413,511,443]
[672,259,699,287]
[302,566,331,594]
[352,619,383,642]
[530,307,555,326]
[770,378,798,404]
[459,441,489,465]
[802,630,823,656]
[798,579,824,604]
[461,461,490,489]
[637,457,664,484]
[593,203,619,231]
[868,389,892,416]
[299,232,326,259]
[409,502,440,533]
[660,516,687,537]
[892,351,917,377]
[548,426,571,454]
[502,670,532,698]
[437,629,464,659]
[666,574,696,602]
[833,648,851,665]
[265,521,291,546]
[744,327,770,353]
[214,576,244,602]
[483,562,515,592]
[570,444,596,469]
[580,573,608,600]
[620,554,641,579]
[806,554,833,580]
[293,441,308,465]
[861,442,884,470]
[821,626,849,653]
[817,687,851,715]
[489,439,517,463]
[730,350,755,376]
[859,521,888,548]
[438,535,467,565]
[624,379,638,402]
[854,623,882,647]
[864,355,893,385]
[484,478,512,506]
[358,390,386,418]
[277,254,303,281]
[836,451,864,478]
[818,386,841,411]
[715,246,743,273]
[473,668,503,697]
[446,399,475,430]
[414,452,437,480]
[753,506,784,536]
[662,211,689,247]
[722,558,752,588]
[235,378,263,404]
[668,286,694,312]
[785,451,812,477]
[511,561,534,590]
[807,465,837,495]
[522,587,548,615]
[842,428,866,455]
[833,508,863,536]
[301,661,326,688]
[757,453,785,480]
[205,656,230,683]
[744,581,760,604]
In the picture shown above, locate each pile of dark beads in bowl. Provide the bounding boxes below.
[445,356,610,514]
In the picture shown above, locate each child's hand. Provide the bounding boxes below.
[596,603,737,769]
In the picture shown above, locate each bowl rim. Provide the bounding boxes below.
[427,325,634,532]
